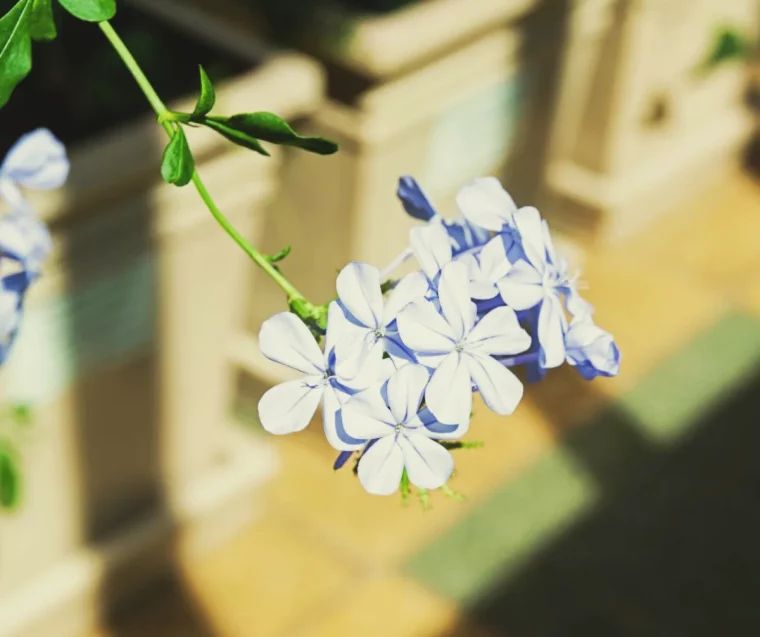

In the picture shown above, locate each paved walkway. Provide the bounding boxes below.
[95,169,760,637]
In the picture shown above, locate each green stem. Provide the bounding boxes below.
[97,20,306,304]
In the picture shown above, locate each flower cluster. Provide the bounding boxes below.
[257,176,620,496]
[0,130,69,365]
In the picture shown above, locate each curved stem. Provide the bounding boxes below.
[97,20,307,304]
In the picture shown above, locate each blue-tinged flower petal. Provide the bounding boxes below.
[398,433,453,490]
[416,406,469,440]
[537,294,567,369]
[257,377,324,435]
[397,176,438,221]
[382,271,428,325]
[425,350,472,425]
[410,223,452,280]
[465,306,531,356]
[1,129,69,192]
[259,312,325,375]
[455,176,518,232]
[513,206,547,273]
[0,273,27,365]
[323,387,366,450]
[357,435,405,495]
[466,352,524,415]
[386,363,429,425]
[437,261,475,342]
[0,211,52,281]
[396,300,456,356]
[445,218,490,255]
[336,262,383,330]
[566,318,621,379]
[342,386,396,440]
[497,260,544,310]
[466,235,511,300]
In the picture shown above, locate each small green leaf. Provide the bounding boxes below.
[200,117,270,156]
[191,65,216,117]
[57,0,116,22]
[10,404,32,427]
[0,0,33,110]
[203,112,339,155]
[30,0,56,40]
[400,469,410,506]
[267,245,291,263]
[160,127,195,187]
[0,445,21,511]
[700,28,752,71]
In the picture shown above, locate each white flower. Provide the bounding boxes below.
[335,262,428,371]
[497,207,579,369]
[342,364,462,495]
[257,303,390,449]
[397,261,531,425]
[0,129,69,212]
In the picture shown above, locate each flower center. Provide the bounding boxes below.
[394,422,404,434]
[454,342,465,353]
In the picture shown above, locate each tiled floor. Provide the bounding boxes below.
[94,169,760,637]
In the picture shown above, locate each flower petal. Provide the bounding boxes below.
[382,271,429,326]
[357,436,405,495]
[336,262,383,329]
[425,351,473,425]
[538,294,567,369]
[513,206,546,273]
[342,386,396,439]
[323,386,366,450]
[466,306,532,355]
[0,129,69,191]
[324,300,365,358]
[259,312,325,374]
[258,378,324,435]
[497,261,544,311]
[396,300,456,355]
[386,363,429,425]
[410,223,452,279]
[415,407,470,440]
[456,176,517,232]
[466,352,524,415]
[437,261,476,342]
[479,235,511,282]
[399,433,454,490]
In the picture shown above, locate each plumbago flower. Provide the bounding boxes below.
[258,174,621,500]
[0,129,69,364]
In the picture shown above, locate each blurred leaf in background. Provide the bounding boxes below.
[699,27,755,73]
[0,441,21,511]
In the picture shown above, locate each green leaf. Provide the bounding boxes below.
[30,0,56,40]
[191,65,216,117]
[267,245,291,263]
[200,117,270,156]
[0,445,21,511]
[208,113,339,155]
[160,127,195,187]
[57,0,116,22]
[700,28,751,71]
[0,0,33,110]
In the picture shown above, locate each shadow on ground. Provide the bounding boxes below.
[441,363,760,637]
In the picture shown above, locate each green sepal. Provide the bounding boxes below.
[191,64,215,117]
